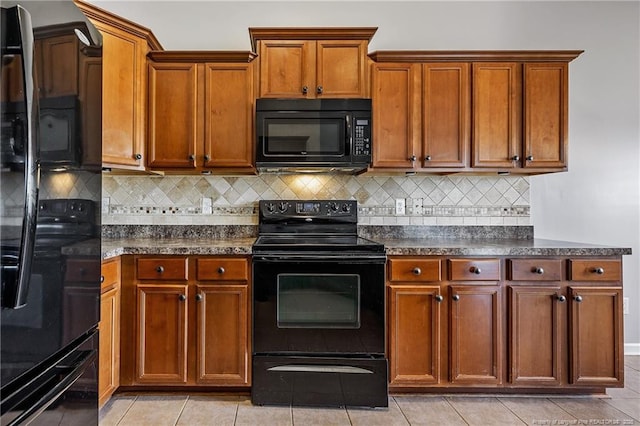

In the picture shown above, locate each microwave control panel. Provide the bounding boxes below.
[354,118,371,156]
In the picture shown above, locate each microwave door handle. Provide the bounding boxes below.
[345,114,353,155]
[7,6,41,309]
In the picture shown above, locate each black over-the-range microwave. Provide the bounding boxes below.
[1,95,79,169]
[255,98,372,174]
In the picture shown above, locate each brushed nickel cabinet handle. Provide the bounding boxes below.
[412,267,422,276]
[156,266,164,273]
[218,267,225,274]
[435,295,444,303]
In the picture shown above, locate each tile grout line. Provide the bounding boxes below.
[113,395,138,426]
[494,396,530,425]
[391,396,413,426]
[172,395,190,426]
[443,395,472,425]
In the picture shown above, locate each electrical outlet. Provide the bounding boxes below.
[201,197,212,215]
[395,198,405,215]
[623,297,630,315]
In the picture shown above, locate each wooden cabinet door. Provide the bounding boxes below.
[422,63,470,168]
[97,25,147,170]
[79,55,103,167]
[258,40,314,98]
[147,62,199,169]
[568,286,623,386]
[508,286,563,386]
[316,40,368,98]
[196,284,249,385]
[370,63,421,168]
[388,284,442,385]
[523,63,568,169]
[449,285,503,385]
[204,63,254,169]
[99,286,120,407]
[136,284,188,384]
[471,62,521,168]
[38,35,78,97]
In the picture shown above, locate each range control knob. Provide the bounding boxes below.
[328,202,339,213]
[266,203,276,213]
[278,201,288,212]
[341,203,351,212]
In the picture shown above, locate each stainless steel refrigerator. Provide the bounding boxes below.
[1,1,102,424]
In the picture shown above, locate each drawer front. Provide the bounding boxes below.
[508,259,562,281]
[388,258,441,282]
[449,258,500,281]
[569,259,621,282]
[136,257,188,281]
[101,258,120,289]
[66,258,101,282]
[196,258,248,281]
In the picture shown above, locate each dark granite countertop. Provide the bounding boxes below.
[101,237,255,259]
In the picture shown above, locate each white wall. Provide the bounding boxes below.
[90,0,640,350]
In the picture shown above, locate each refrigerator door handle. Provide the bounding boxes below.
[6,5,41,309]
[4,349,97,426]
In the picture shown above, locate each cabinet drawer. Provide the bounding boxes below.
[136,257,188,281]
[388,258,441,282]
[569,259,621,282]
[449,258,500,281]
[508,259,562,281]
[196,258,248,281]
[65,258,101,282]
[101,258,120,290]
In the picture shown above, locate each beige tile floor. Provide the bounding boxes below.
[100,356,640,425]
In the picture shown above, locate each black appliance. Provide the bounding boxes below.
[252,200,388,408]
[1,1,102,424]
[255,98,372,174]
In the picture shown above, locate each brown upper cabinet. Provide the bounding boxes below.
[249,28,376,99]
[146,51,256,173]
[369,51,582,174]
[75,0,163,171]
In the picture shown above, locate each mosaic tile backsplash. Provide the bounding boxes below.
[102,174,530,226]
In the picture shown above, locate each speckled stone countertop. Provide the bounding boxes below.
[101,225,631,259]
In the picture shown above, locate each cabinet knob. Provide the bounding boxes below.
[412,267,422,276]
[452,294,460,301]
[196,294,203,302]
[179,294,186,302]
[534,267,544,275]
[526,155,534,161]
[557,295,566,302]
[512,155,520,161]
[409,155,417,162]
[425,155,432,161]
[574,295,583,303]
[471,266,482,275]
[100,275,104,283]
[435,294,444,303]
[156,266,164,273]
[316,86,323,94]
[189,154,195,161]
[218,267,225,274]
[593,267,605,275]
[302,86,308,95]
[204,155,210,161]
[135,153,142,160]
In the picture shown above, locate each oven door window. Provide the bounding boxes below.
[262,116,345,156]
[277,274,360,328]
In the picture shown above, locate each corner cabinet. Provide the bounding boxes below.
[249,28,376,99]
[147,51,256,174]
[75,0,163,171]
[119,255,251,389]
[386,255,624,393]
[369,51,582,174]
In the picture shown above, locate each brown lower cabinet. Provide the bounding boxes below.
[387,256,624,392]
[100,258,121,407]
[119,255,251,388]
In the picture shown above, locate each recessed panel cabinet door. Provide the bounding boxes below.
[569,286,623,386]
[388,285,442,385]
[136,284,188,384]
[258,40,314,98]
[204,63,254,168]
[449,285,503,385]
[147,62,199,168]
[196,284,249,385]
[371,63,421,168]
[471,62,521,168]
[316,40,368,98]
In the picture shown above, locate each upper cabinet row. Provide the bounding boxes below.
[75,1,582,175]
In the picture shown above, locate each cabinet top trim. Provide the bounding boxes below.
[148,50,257,63]
[74,0,163,50]
[369,50,584,63]
[249,27,378,51]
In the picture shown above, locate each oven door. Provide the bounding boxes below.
[252,255,385,356]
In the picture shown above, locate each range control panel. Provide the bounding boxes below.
[260,200,357,218]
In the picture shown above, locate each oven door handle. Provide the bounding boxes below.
[268,365,374,374]
[253,255,386,264]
